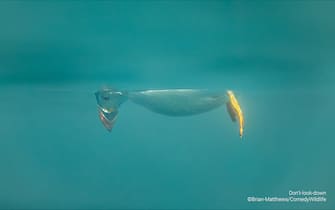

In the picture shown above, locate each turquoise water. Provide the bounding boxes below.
[0,1,334,209]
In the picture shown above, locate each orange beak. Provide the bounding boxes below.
[98,107,118,132]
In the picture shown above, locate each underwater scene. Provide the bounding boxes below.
[0,1,334,210]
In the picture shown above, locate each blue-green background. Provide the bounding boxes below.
[0,1,334,209]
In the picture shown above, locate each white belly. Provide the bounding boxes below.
[128,89,227,116]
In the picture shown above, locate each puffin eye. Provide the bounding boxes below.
[102,95,110,100]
